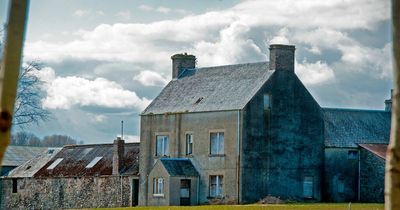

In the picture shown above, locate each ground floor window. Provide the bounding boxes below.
[303,176,313,198]
[153,178,164,196]
[209,175,223,197]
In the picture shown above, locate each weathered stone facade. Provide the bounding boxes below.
[324,148,359,202]
[359,147,385,202]
[0,176,138,209]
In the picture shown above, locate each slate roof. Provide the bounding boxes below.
[7,148,61,178]
[142,62,273,115]
[160,158,199,177]
[34,143,140,177]
[1,146,49,166]
[323,108,391,147]
[359,144,388,160]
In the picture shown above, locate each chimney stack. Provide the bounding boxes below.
[385,89,393,112]
[269,44,296,72]
[112,137,125,175]
[171,53,196,79]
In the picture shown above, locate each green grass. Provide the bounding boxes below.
[83,203,383,210]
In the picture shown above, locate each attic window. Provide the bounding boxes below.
[47,158,63,170]
[86,157,103,168]
[194,97,204,104]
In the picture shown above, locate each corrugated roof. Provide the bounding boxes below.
[34,143,140,178]
[323,108,390,147]
[1,146,49,166]
[359,144,388,160]
[7,148,61,178]
[160,158,199,177]
[142,62,273,115]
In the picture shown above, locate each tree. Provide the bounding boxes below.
[11,131,40,146]
[41,135,78,147]
[12,61,51,127]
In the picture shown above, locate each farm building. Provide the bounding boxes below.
[0,138,140,209]
[138,44,390,205]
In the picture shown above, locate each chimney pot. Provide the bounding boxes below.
[385,89,393,112]
[112,138,125,175]
[269,44,295,72]
[171,53,196,79]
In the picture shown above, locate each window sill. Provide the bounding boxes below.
[185,154,194,157]
[153,194,165,198]
[208,154,225,157]
[207,196,223,199]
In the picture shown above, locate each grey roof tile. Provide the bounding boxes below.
[142,62,273,115]
[160,158,199,177]
[1,146,49,166]
[323,108,390,147]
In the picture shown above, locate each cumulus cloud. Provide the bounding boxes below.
[74,9,104,17]
[133,71,169,87]
[138,5,153,11]
[36,67,150,110]
[296,60,335,85]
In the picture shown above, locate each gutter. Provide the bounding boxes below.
[236,110,241,203]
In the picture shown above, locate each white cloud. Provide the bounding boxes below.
[133,71,169,87]
[296,60,335,85]
[156,7,171,14]
[118,135,140,142]
[116,11,132,20]
[138,5,153,11]
[37,68,151,110]
[74,9,91,17]
[87,113,108,123]
[73,9,104,17]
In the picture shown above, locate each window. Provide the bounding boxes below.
[186,134,193,155]
[209,175,223,197]
[153,178,164,196]
[86,156,102,168]
[348,150,358,159]
[156,135,169,156]
[210,132,224,155]
[12,179,18,193]
[303,176,313,198]
[47,158,63,170]
[264,94,271,110]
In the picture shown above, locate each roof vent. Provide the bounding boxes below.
[194,97,204,104]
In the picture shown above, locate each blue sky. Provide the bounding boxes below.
[0,0,392,144]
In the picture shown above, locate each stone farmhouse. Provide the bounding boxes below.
[0,44,390,209]
[139,44,390,206]
[0,139,140,209]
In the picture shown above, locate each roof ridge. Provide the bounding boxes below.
[196,61,268,71]
[322,107,387,112]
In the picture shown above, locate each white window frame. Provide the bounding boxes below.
[156,135,169,157]
[209,175,223,198]
[186,133,193,155]
[153,177,164,196]
[210,132,224,155]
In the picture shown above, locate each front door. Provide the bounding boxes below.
[180,179,191,206]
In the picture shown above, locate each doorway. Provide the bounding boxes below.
[131,179,139,206]
[180,179,191,206]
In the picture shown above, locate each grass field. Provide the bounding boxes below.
[85,203,383,210]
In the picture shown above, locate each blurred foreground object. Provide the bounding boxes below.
[0,1,30,169]
[385,0,400,209]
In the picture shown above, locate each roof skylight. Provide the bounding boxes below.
[85,156,103,169]
[47,158,63,170]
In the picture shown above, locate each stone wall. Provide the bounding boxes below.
[324,148,359,202]
[359,148,385,202]
[241,70,324,203]
[0,176,137,210]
